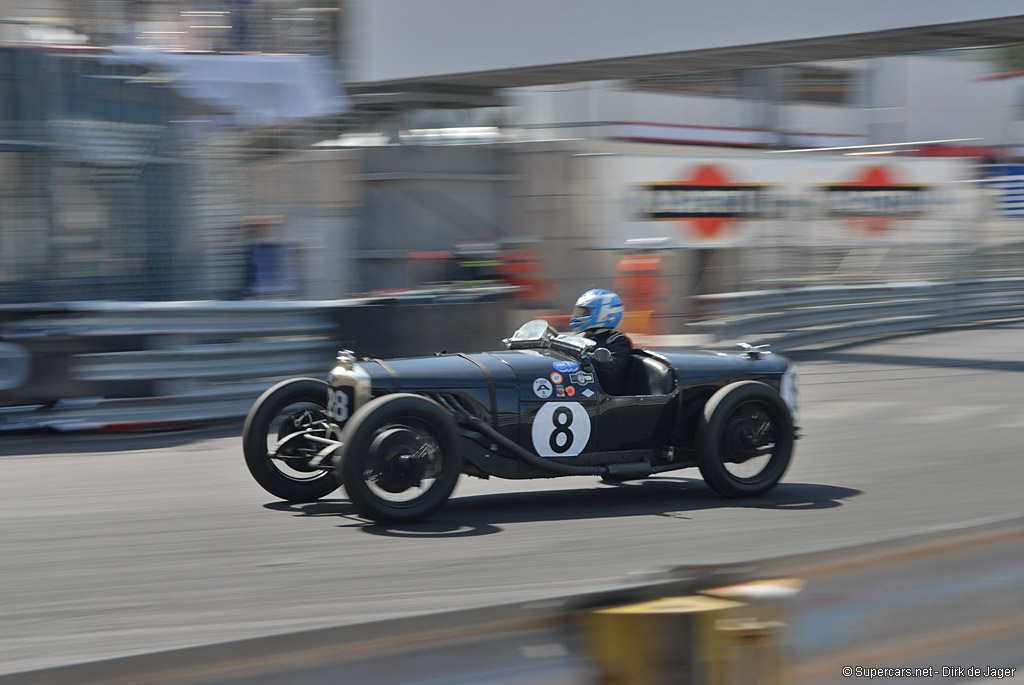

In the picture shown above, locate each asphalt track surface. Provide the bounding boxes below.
[3,322,1024,675]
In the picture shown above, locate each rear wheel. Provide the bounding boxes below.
[243,378,341,502]
[697,381,794,497]
[336,394,461,524]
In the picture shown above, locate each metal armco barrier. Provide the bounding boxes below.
[0,287,512,432]
[688,278,1024,349]
[5,277,1024,432]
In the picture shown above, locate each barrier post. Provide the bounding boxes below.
[581,595,746,685]
[700,578,803,685]
[581,580,799,685]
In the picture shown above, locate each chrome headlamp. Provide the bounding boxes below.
[328,350,371,423]
[780,365,799,420]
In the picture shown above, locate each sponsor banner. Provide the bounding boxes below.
[986,164,1024,218]
[597,156,974,248]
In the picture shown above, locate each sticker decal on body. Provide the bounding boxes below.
[533,378,553,398]
[531,402,591,457]
[552,360,579,373]
[570,372,594,386]
[550,371,563,385]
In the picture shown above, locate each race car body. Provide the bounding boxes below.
[243,320,799,523]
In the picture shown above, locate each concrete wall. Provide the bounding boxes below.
[504,139,717,319]
[869,55,1001,144]
[357,144,511,292]
[248,149,364,300]
[235,139,984,328]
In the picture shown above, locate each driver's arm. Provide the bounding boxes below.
[593,331,632,393]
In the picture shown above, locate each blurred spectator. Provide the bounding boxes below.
[241,216,298,298]
[225,0,255,52]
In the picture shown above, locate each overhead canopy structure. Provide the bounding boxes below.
[345,1,1024,91]
[101,47,349,127]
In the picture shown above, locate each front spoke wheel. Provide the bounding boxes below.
[697,381,795,498]
[337,394,462,524]
[242,378,342,503]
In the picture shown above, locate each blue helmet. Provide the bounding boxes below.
[570,289,624,333]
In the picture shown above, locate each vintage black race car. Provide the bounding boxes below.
[243,319,799,523]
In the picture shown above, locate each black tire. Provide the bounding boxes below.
[336,393,461,524]
[243,378,341,503]
[696,381,794,498]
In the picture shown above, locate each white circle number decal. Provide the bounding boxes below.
[531,402,591,458]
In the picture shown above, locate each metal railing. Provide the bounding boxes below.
[688,278,1024,350]
[0,286,513,432]
[3,277,1023,431]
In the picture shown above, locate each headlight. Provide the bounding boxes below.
[780,365,799,420]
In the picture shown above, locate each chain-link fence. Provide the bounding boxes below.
[0,39,350,303]
[1,48,198,301]
[0,0,341,57]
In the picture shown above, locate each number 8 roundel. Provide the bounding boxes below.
[531,402,592,458]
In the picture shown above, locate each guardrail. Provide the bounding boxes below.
[0,286,513,432]
[688,278,1024,349]
[5,277,1024,432]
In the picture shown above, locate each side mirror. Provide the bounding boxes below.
[593,347,612,364]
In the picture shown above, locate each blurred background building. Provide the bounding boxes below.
[0,0,349,302]
[1,0,1024,322]
[0,0,340,54]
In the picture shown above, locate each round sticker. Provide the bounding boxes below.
[566,386,576,397]
[550,371,563,384]
[531,402,591,457]
[533,377,553,398]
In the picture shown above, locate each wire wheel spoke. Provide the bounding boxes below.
[363,422,442,506]
[721,401,778,482]
[266,402,331,481]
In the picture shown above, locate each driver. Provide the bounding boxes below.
[569,289,632,395]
